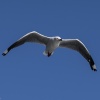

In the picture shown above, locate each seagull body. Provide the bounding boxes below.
[2,31,97,71]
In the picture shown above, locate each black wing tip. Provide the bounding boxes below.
[2,53,6,56]
[2,49,9,56]
[92,68,97,71]
[91,64,97,72]
[88,58,97,72]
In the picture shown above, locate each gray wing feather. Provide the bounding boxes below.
[18,31,49,45]
[2,31,49,56]
[59,39,97,71]
[59,39,89,60]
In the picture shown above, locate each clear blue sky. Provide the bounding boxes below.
[1,0,100,100]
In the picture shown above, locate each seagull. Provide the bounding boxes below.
[2,31,97,71]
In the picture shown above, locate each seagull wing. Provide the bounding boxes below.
[2,31,50,56]
[59,39,97,71]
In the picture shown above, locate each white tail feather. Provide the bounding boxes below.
[43,51,54,56]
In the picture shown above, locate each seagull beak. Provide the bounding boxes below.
[60,39,62,41]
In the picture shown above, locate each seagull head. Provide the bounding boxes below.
[54,36,62,41]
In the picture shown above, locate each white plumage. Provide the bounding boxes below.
[2,31,97,71]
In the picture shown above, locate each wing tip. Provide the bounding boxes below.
[2,53,6,56]
[2,49,8,56]
[92,64,97,71]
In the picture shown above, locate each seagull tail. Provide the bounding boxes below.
[43,51,54,56]
[2,49,9,56]
[43,51,48,56]
[89,57,97,71]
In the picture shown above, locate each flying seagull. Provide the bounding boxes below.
[2,31,97,71]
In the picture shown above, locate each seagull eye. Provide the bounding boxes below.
[54,38,58,40]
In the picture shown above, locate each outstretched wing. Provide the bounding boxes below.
[2,31,50,56]
[59,39,97,71]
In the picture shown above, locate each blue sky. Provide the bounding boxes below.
[1,0,100,100]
